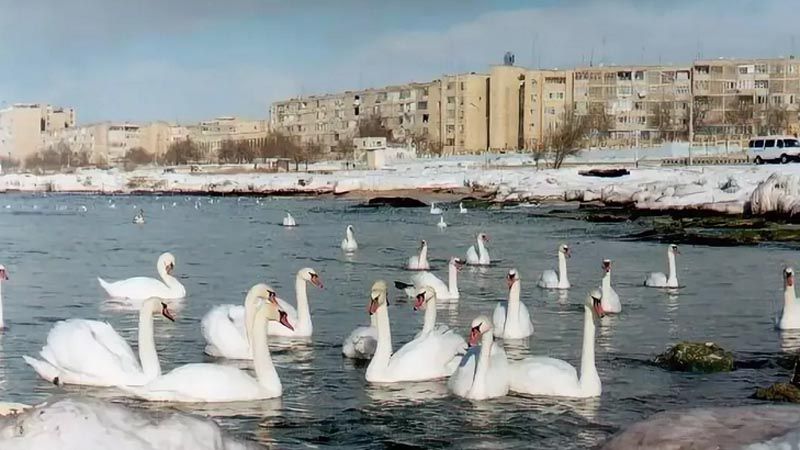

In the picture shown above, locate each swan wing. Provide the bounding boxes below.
[537,270,559,288]
[645,272,668,287]
[509,356,579,396]
[492,302,507,336]
[200,305,250,359]
[342,326,377,359]
[409,272,450,299]
[466,246,479,264]
[388,331,466,381]
[448,346,479,397]
[602,287,622,313]
[124,363,268,402]
[407,255,420,269]
[98,276,176,300]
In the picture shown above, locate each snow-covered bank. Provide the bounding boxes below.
[3,158,800,219]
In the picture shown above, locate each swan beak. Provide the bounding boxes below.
[592,298,605,318]
[483,235,490,242]
[161,302,176,322]
[278,310,294,330]
[506,276,516,290]
[311,274,324,289]
[468,326,482,347]
[267,291,278,305]
[788,273,794,287]
[413,293,426,311]
[454,259,465,271]
[565,248,572,258]
[0,269,7,281]
[166,263,174,275]
[603,261,611,272]
[368,297,380,315]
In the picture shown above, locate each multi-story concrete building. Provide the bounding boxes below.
[573,65,693,142]
[439,73,489,154]
[188,116,269,158]
[270,81,442,154]
[523,69,574,148]
[0,103,75,161]
[43,121,172,164]
[693,57,800,136]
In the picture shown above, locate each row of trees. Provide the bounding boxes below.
[24,143,93,171]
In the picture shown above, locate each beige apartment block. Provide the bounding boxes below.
[188,116,269,158]
[439,72,489,154]
[45,122,163,164]
[488,65,527,151]
[523,69,574,148]
[693,57,800,136]
[0,103,76,161]
[270,81,441,154]
[572,65,693,142]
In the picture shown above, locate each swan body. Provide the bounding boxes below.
[407,240,430,270]
[600,259,621,313]
[645,244,680,288]
[778,267,800,330]
[201,283,276,359]
[23,298,174,387]
[283,212,296,227]
[98,252,186,301]
[466,233,491,266]
[396,256,463,300]
[537,244,571,289]
[132,209,145,224]
[459,202,467,214]
[121,301,293,402]
[493,269,534,339]
[365,281,464,383]
[430,202,442,215]
[437,216,447,229]
[0,265,8,329]
[448,315,510,400]
[508,289,604,398]
[341,225,358,252]
[342,314,378,360]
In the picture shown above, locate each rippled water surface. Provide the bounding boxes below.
[0,194,797,448]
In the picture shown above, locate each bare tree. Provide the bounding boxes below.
[725,98,754,136]
[587,102,611,145]
[546,108,590,169]
[164,138,200,165]
[691,96,711,137]
[125,147,153,166]
[761,102,791,135]
[333,137,355,159]
[357,115,394,142]
[650,101,674,141]
[218,140,255,164]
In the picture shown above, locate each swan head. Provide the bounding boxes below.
[468,315,492,347]
[668,244,679,256]
[602,259,612,273]
[413,286,436,311]
[450,257,465,270]
[560,244,571,258]
[368,280,389,315]
[506,269,519,290]
[346,225,355,234]
[478,233,489,243]
[586,289,605,319]
[261,301,294,330]
[419,240,427,249]
[158,253,176,275]
[143,298,176,322]
[248,283,278,305]
[785,267,795,287]
[299,268,324,289]
[0,265,7,281]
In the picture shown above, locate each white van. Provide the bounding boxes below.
[748,135,800,164]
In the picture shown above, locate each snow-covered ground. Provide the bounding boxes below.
[3,150,800,218]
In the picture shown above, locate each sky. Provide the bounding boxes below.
[0,0,797,124]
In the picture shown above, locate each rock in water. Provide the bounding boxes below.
[753,383,800,403]
[653,341,734,373]
[359,197,428,208]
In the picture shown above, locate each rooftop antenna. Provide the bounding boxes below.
[589,47,594,67]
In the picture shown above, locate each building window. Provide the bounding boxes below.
[417,101,428,110]
[447,82,455,91]
[422,113,429,123]
[755,80,769,89]
[460,82,465,90]
[447,96,455,104]
[446,138,455,146]
[400,90,411,99]
[755,64,768,74]
[635,71,644,80]
[446,125,455,133]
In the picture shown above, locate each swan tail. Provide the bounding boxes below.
[97,277,114,294]
[22,356,61,385]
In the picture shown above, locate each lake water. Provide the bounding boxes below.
[0,193,797,449]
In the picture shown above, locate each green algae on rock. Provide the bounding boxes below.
[654,341,734,373]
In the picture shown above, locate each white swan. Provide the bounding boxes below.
[201,283,277,359]
[342,313,378,360]
[644,244,680,288]
[777,267,800,330]
[268,268,323,337]
[121,300,293,402]
[466,232,491,266]
[600,259,621,313]
[98,252,186,301]
[407,240,430,270]
[430,202,442,215]
[437,216,448,229]
[459,202,467,214]
[365,281,463,383]
[282,212,296,227]
[0,265,8,329]
[23,298,175,387]
[537,244,571,289]
[396,256,464,300]
[493,269,534,339]
[341,225,358,252]
[448,315,510,400]
[132,209,145,224]
[508,289,604,398]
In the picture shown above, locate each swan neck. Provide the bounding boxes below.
[421,298,437,335]
[558,252,568,280]
[507,282,521,319]
[785,283,797,310]
[295,275,311,331]
[346,228,354,241]
[252,307,281,394]
[472,332,495,395]
[367,302,393,377]
[243,290,261,342]
[667,252,677,284]
[448,264,459,296]
[477,237,486,256]
[138,304,160,378]
[0,282,4,328]
[579,306,599,395]
[419,245,428,264]
[602,271,611,290]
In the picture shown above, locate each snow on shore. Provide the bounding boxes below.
[2,155,800,218]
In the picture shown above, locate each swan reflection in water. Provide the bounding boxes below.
[779,330,800,353]
[366,380,449,404]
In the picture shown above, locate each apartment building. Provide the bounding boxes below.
[0,103,76,161]
[439,73,489,154]
[43,122,173,164]
[189,116,270,157]
[524,69,574,148]
[573,65,693,141]
[693,57,800,136]
[270,81,441,154]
